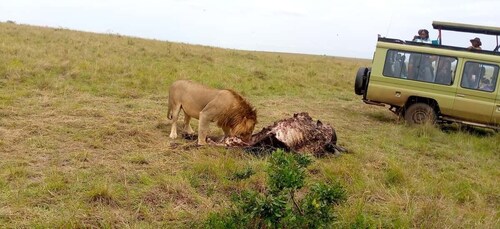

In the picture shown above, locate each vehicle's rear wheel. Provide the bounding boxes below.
[354,67,368,95]
[404,103,437,125]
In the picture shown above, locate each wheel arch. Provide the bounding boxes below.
[403,96,441,116]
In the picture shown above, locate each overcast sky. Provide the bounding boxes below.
[1,0,499,58]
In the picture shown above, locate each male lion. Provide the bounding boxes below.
[167,80,257,145]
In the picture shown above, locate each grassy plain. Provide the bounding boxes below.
[0,22,499,228]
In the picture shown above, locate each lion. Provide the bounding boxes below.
[167,80,257,145]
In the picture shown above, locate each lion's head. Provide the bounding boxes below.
[217,90,257,143]
[232,113,257,142]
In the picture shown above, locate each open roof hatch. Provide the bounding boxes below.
[432,21,500,51]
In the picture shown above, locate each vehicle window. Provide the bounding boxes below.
[383,50,457,85]
[461,62,499,92]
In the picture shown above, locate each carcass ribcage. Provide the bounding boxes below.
[249,112,336,155]
[273,116,312,148]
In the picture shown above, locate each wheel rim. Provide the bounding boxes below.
[412,109,430,123]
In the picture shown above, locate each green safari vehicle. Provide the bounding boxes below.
[355,21,500,130]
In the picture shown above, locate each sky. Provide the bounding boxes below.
[1,0,499,59]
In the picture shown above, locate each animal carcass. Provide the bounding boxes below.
[209,112,346,156]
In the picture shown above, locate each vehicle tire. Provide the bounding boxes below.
[404,103,437,125]
[354,67,368,95]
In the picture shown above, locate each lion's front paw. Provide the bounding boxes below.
[169,133,178,139]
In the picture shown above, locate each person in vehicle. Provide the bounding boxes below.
[417,54,435,82]
[462,64,481,89]
[479,78,494,92]
[468,37,482,50]
[412,29,432,44]
[435,58,453,85]
[408,29,433,80]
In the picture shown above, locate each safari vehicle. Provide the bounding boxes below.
[354,21,500,130]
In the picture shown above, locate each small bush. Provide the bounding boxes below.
[204,149,346,228]
[267,151,311,192]
[301,182,346,226]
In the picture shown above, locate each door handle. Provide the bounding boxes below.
[456,94,465,97]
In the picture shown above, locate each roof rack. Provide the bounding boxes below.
[432,21,500,51]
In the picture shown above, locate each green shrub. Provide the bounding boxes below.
[301,182,346,227]
[204,149,346,228]
[267,151,311,192]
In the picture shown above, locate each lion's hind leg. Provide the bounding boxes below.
[169,104,182,139]
[183,112,195,134]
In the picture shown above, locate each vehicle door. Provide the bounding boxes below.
[451,61,499,124]
[492,79,500,125]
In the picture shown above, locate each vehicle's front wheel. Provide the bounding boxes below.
[404,103,437,125]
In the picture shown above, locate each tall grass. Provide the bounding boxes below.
[0,22,498,228]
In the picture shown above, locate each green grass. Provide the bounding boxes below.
[0,22,499,228]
